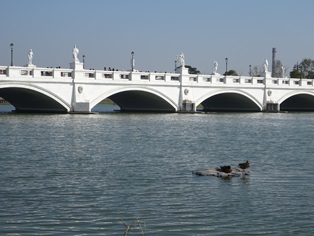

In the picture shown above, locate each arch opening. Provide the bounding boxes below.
[200,92,261,112]
[106,90,176,112]
[0,87,68,113]
[280,94,314,111]
[91,98,119,113]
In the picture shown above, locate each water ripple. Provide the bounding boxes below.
[1,109,314,235]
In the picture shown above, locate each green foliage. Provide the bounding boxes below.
[185,65,200,74]
[290,69,303,78]
[224,70,238,76]
[249,65,260,77]
[290,58,314,79]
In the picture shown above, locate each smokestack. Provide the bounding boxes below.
[272,48,276,77]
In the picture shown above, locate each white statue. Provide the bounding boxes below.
[28,49,33,65]
[263,58,269,72]
[213,60,218,74]
[73,45,79,62]
[281,65,285,78]
[177,52,185,67]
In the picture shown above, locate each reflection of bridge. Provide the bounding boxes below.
[1,61,314,113]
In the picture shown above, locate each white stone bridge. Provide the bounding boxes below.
[1,60,314,113]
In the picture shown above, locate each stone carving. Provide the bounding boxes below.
[263,59,269,72]
[73,45,79,62]
[28,49,34,65]
[184,88,189,95]
[78,86,83,94]
[281,65,285,78]
[213,61,218,74]
[177,52,185,67]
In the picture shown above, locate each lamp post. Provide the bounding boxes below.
[249,64,252,76]
[10,43,14,66]
[82,55,85,69]
[225,57,228,76]
[131,51,135,71]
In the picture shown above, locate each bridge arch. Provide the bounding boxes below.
[90,87,178,112]
[278,91,314,111]
[0,83,71,113]
[195,89,263,112]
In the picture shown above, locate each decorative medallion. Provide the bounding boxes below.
[78,86,83,94]
[184,88,189,95]
[267,90,272,96]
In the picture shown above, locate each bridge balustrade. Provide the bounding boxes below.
[40,70,53,77]
[170,76,180,81]
[256,79,264,84]
[103,72,113,79]
[244,78,252,83]
[20,69,33,76]
[140,74,149,80]
[85,72,95,78]
[155,75,165,81]
[119,73,130,80]
[60,72,72,78]
[203,77,212,83]
[0,67,7,75]
[1,65,314,90]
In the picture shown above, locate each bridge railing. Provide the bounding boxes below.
[183,74,313,88]
[0,66,73,80]
[1,65,314,88]
[184,75,265,86]
[0,66,7,76]
[265,77,313,87]
[84,70,181,83]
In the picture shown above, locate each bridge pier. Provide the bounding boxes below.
[180,100,196,113]
[265,103,280,112]
[177,66,196,113]
[71,102,91,113]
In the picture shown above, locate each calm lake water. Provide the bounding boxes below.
[1,104,314,235]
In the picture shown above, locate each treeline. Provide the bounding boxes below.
[186,58,314,78]
[290,59,314,79]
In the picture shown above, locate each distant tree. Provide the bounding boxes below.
[185,65,200,74]
[290,67,303,78]
[290,58,314,79]
[249,65,260,77]
[224,70,238,76]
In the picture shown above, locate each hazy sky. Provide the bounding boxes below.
[1,0,313,76]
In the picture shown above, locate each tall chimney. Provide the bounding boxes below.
[272,48,276,77]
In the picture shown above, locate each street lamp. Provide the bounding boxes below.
[249,64,252,76]
[82,55,85,69]
[131,51,135,71]
[10,43,14,66]
[225,57,228,76]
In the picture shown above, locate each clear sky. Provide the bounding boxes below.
[1,0,313,76]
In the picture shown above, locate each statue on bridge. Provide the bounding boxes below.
[28,49,34,66]
[212,60,219,74]
[281,65,286,78]
[73,45,80,62]
[177,52,185,67]
[263,58,269,72]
